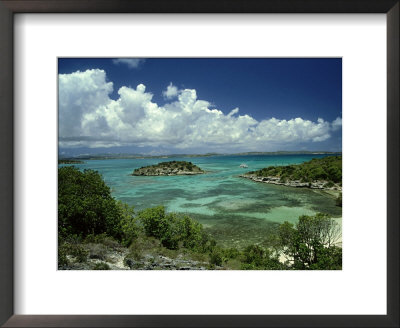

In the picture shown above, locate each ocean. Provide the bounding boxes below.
[59,154,341,248]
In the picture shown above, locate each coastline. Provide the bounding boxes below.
[240,174,342,192]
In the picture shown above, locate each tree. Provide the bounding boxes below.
[137,206,213,251]
[240,244,285,270]
[58,166,123,239]
[117,201,140,246]
[279,213,342,269]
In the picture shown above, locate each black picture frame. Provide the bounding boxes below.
[0,1,398,327]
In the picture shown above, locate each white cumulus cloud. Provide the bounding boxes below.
[331,117,342,131]
[228,108,240,117]
[163,82,179,99]
[112,58,145,69]
[58,69,342,152]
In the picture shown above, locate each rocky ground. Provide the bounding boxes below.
[124,254,211,270]
[59,242,221,270]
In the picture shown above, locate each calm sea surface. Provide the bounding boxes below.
[60,154,341,248]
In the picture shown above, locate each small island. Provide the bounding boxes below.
[132,161,205,176]
[241,155,342,191]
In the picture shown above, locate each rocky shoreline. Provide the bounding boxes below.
[240,174,342,191]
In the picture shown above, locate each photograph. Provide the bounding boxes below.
[58,58,342,271]
[1,0,397,325]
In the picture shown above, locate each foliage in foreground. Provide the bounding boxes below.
[138,206,215,252]
[279,213,342,269]
[58,167,342,270]
[58,166,123,239]
[58,166,139,245]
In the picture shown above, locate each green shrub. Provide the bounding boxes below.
[194,230,217,254]
[58,167,123,240]
[176,215,204,249]
[117,201,141,247]
[62,233,82,245]
[209,250,223,266]
[278,213,342,270]
[243,244,265,266]
[138,206,213,251]
[309,245,342,270]
[240,244,284,270]
[222,247,240,260]
[71,246,88,263]
[138,207,180,249]
[58,246,69,268]
[60,243,88,263]
[139,206,168,238]
[85,233,120,249]
[93,262,111,270]
[240,263,257,270]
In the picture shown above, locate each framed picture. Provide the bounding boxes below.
[0,0,398,327]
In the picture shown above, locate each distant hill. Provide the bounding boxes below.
[233,151,341,156]
[58,159,85,164]
[59,151,341,161]
[132,161,205,176]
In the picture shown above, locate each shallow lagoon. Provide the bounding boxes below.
[61,154,341,248]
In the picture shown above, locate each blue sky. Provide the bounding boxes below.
[58,58,342,156]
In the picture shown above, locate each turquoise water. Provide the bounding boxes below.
[60,154,341,248]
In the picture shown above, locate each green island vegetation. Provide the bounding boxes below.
[58,166,342,270]
[243,155,342,191]
[58,159,85,164]
[132,161,205,176]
